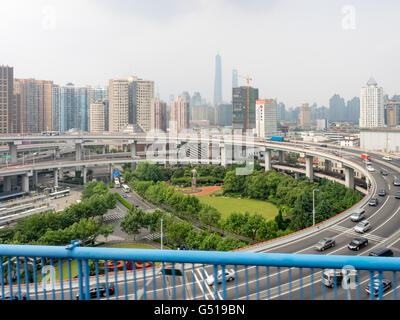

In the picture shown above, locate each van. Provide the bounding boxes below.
[322,269,350,287]
[369,247,394,257]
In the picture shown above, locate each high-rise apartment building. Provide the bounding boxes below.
[0,66,15,134]
[360,77,384,128]
[385,100,400,127]
[215,104,233,126]
[255,99,278,138]
[191,105,215,124]
[14,78,53,133]
[89,101,105,133]
[232,69,238,89]
[232,86,259,131]
[127,76,154,132]
[299,102,312,127]
[170,96,189,133]
[89,86,108,104]
[214,54,222,106]
[108,79,129,133]
[150,97,167,132]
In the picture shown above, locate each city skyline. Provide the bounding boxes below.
[3,1,400,108]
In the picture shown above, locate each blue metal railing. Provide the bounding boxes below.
[1,242,399,300]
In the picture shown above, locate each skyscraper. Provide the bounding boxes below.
[170,96,189,133]
[329,94,346,122]
[256,99,278,138]
[14,78,53,133]
[89,101,105,133]
[108,79,129,133]
[277,102,286,121]
[384,100,400,127]
[360,77,384,128]
[232,86,259,131]
[347,97,360,124]
[0,66,14,134]
[213,54,222,106]
[232,69,238,89]
[299,102,312,127]
[150,97,167,132]
[215,104,233,126]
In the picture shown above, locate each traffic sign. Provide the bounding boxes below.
[112,171,121,176]
[1,155,11,159]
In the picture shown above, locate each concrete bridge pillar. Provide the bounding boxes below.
[54,168,59,188]
[130,141,137,171]
[264,148,272,171]
[324,159,332,172]
[278,150,286,163]
[75,142,82,161]
[55,148,60,159]
[102,146,106,155]
[109,164,113,182]
[306,155,314,180]
[345,166,355,190]
[294,172,300,180]
[83,167,87,185]
[3,176,11,192]
[22,174,30,193]
[207,142,213,164]
[9,142,17,163]
[220,143,227,167]
[32,171,38,187]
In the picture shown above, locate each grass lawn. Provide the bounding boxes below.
[198,195,279,220]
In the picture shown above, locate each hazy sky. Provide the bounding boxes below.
[2,0,400,108]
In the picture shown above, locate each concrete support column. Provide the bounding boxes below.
[278,150,286,163]
[55,148,61,159]
[345,166,355,190]
[22,174,29,193]
[207,143,213,164]
[54,168,59,188]
[3,176,11,192]
[130,141,137,171]
[83,167,87,185]
[9,143,17,163]
[220,143,227,167]
[102,146,106,155]
[123,144,127,152]
[324,159,332,172]
[32,171,38,186]
[264,149,272,171]
[59,168,63,180]
[306,155,314,180]
[109,164,113,182]
[294,172,300,180]
[75,143,82,161]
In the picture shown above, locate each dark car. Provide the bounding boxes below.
[378,189,386,197]
[365,279,392,296]
[395,191,400,199]
[320,144,328,148]
[314,238,336,251]
[369,198,379,206]
[348,237,368,251]
[75,283,115,300]
[380,169,389,176]
[369,247,394,257]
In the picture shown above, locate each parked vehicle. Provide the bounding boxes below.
[314,238,336,251]
[354,220,371,233]
[206,269,235,286]
[365,279,392,296]
[350,208,366,222]
[348,238,368,251]
[369,247,394,257]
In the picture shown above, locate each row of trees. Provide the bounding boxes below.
[120,207,246,251]
[0,181,116,245]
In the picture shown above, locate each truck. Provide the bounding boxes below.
[270,136,284,142]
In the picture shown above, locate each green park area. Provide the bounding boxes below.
[197,194,279,220]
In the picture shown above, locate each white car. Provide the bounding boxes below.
[383,156,392,161]
[350,208,366,222]
[366,166,375,172]
[354,220,371,233]
[206,269,235,286]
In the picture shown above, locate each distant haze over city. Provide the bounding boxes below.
[2,0,400,107]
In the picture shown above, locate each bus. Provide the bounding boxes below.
[122,184,131,193]
[49,189,71,199]
[41,131,60,136]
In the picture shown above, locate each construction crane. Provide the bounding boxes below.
[238,74,253,130]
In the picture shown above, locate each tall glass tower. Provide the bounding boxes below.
[213,54,222,106]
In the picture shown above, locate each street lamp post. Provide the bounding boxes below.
[160,219,164,250]
[313,188,320,226]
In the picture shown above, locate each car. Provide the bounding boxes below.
[383,156,392,161]
[369,247,394,257]
[320,144,328,148]
[369,198,379,206]
[348,237,368,251]
[122,194,127,198]
[350,208,366,222]
[366,166,375,172]
[394,179,400,186]
[364,160,372,165]
[206,269,235,286]
[378,189,386,197]
[380,169,388,176]
[75,283,115,300]
[395,191,400,199]
[354,220,371,233]
[321,269,354,288]
[314,238,335,251]
[365,279,392,296]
